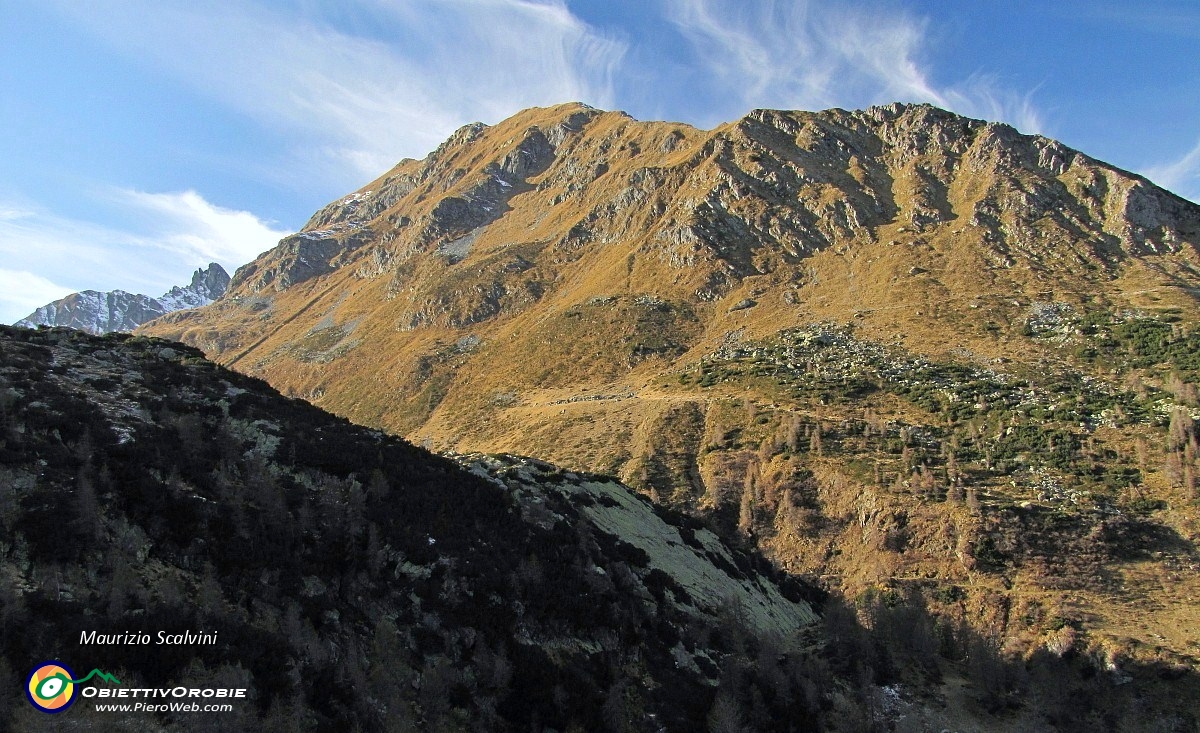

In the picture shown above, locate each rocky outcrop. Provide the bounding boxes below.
[228,231,372,292]
[159,261,232,309]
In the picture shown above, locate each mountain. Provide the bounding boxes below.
[141,104,1200,678]
[16,263,230,334]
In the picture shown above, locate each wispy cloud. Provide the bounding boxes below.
[113,189,291,266]
[0,191,289,324]
[940,75,1044,134]
[664,0,1043,133]
[1143,139,1200,202]
[0,269,76,324]
[47,0,626,184]
[46,0,1043,188]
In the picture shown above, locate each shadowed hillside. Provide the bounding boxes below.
[0,325,825,731]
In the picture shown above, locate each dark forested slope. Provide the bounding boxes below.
[0,325,824,731]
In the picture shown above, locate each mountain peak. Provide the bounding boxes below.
[178,262,231,303]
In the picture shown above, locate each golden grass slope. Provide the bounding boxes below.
[147,101,1200,420]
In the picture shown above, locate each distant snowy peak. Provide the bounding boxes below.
[158,263,232,311]
[15,291,166,335]
[15,263,230,335]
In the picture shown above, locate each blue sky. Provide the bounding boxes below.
[3,0,1200,323]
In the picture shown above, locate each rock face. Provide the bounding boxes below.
[141,103,1200,671]
[158,262,232,310]
[16,262,230,334]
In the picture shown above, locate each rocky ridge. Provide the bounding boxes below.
[17,262,230,335]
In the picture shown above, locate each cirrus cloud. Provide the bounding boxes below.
[0,268,77,324]
[45,0,627,184]
[1143,138,1200,202]
[663,0,1044,133]
[0,190,289,324]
